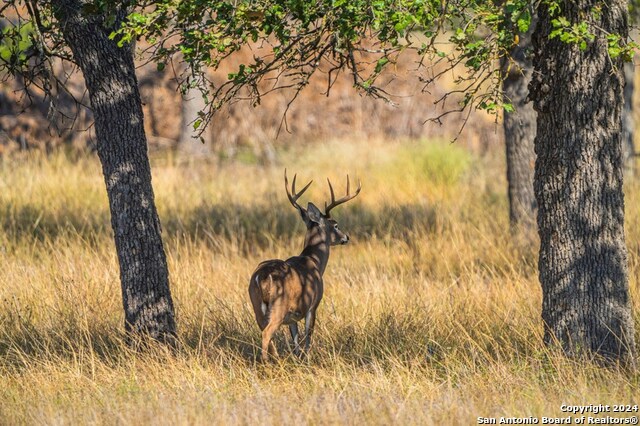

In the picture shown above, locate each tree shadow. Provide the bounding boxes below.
[0,202,110,242]
[0,200,441,249]
[170,201,440,241]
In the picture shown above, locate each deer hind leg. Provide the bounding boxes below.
[289,323,301,356]
[303,308,317,355]
[261,321,281,362]
[261,303,285,362]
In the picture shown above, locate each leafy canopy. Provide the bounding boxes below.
[0,0,635,134]
[109,0,535,132]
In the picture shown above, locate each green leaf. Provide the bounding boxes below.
[517,11,531,33]
[128,12,148,24]
[375,57,389,73]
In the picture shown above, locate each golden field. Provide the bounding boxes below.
[0,139,638,425]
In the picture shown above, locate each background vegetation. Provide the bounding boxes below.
[0,37,498,157]
[0,139,637,424]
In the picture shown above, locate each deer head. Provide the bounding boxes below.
[284,169,361,246]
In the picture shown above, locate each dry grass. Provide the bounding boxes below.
[0,139,638,425]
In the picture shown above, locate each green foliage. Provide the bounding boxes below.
[543,1,636,61]
[608,33,637,61]
[549,16,594,50]
[3,0,638,127]
[0,21,34,72]
[110,0,638,129]
[109,0,530,125]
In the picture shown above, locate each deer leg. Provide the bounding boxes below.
[261,322,281,362]
[261,304,285,362]
[289,323,301,356]
[268,339,278,358]
[303,309,317,354]
[251,302,272,360]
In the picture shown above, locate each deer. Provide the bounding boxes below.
[248,170,361,361]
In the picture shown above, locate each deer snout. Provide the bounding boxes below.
[341,234,350,244]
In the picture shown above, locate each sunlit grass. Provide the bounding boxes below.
[0,139,638,425]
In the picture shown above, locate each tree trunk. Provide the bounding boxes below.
[530,1,635,364]
[52,0,176,342]
[501,16,537,229]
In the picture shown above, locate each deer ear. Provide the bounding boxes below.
[306,202,323,224]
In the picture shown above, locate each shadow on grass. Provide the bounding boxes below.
[0,297,543,376]
[0,318,128,369]
[0,200,442,249]
[0,202,111,243]
[176,305,540,370]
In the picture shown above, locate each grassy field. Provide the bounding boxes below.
[0,139,638,425]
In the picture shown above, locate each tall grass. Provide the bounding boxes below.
[0,139,637,425]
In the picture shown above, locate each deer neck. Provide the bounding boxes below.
[300,225,330,276]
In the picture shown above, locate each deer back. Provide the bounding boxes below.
[250,256,323,319]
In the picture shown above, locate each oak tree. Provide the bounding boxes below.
[2,1,177,342]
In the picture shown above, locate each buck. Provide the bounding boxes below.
[249,170,361,361]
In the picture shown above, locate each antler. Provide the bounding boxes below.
[284,169,313,213]
[325,175,362,217]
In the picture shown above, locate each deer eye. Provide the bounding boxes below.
[333,223,338,229]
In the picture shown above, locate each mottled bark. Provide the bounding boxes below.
[530,1,635,364]
[52,0,176,341]
[501,16,537,228]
